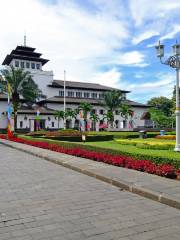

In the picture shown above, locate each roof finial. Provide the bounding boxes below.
[24,33,26,46]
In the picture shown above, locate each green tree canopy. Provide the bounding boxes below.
[147,96,173,117]
[78,102,93,131]
[119,104,133,120]
[103,90,122,127]
[103,90,122,112]
[149,108,174,128]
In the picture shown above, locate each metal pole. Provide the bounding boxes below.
[7,82,12,138]
[63,70,66,130]
[175,67,180,151]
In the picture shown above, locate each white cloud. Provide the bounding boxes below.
[160,24,180,41]
[117,51,148,67]
[132,30,159,45]
[92,68,122,88]
[0,0,129,84]
[129,0,180,27]
[128,73,175,102]
[134,73,144,79]
[0,0,179,104]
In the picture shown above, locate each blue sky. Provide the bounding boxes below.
[0,0,180,103]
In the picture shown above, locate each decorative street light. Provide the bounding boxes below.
[63,70,66,130]
[155,40,180,151]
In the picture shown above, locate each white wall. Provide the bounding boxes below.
[47,87,106,99]
[47,102,149,130]
[31,71,54,98]
[0,101,8,129]
[17,114,58,129]
[131,107,147,128]
[9,60,54,98]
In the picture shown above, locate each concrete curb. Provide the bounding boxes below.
[1,139,180,210]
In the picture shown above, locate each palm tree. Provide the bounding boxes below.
[119,104,133,128]
[65,109,77,129]
[1,66,44,131]
[90,113,99,131]
[55,110,65,129]
[66,109,77,120]
[103,111,114,128]
[78,102,92,131]
[55,109,77,129]
[103,90,122,127]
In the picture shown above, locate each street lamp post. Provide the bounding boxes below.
[155,41,180,151]
[63,70,66,130]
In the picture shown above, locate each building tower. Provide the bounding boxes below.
[2,44,54,97]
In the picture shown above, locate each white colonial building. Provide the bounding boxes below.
[0,44,151,132]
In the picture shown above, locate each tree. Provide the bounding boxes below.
[78,102,93,131]
[90,113,99,131]
[55,110,65,129]
[171,85,180,112]
[90,113,99,122]
[103,90,122,111]
[0,66,44,131]
[119,104,133,128]
[103,90,122,127]
[103,111,114,127]
[66,109,77,120]
[149,108,173,128]
[147,96,173,117]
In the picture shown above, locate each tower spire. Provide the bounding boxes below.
[24,34,26,46]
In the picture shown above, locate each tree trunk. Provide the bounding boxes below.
[84,119,87,131]
[13,103,18,132]
[12,93,20,132]
[58,117,60,129]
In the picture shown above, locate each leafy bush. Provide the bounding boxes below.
[45,135,113,142]
[136,143,173,150]
[0,129,7,134]
[45,129,82,137]
[166,131,176,135]
[26,130,48,137]
[89,131,159,139]
[115,139,174,150]
[156,135,176,140]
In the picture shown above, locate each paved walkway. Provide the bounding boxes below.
[1,139,180,209]
[0,144,180,240]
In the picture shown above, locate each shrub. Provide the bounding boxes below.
[115,139,174,150]
[89,131,159,139]
[156,135,176,140]
[45,129,82,137]
[136,144,172,150]
[45,135,113,142]
[26,130,48,137]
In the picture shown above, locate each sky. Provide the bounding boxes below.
[0,0,180,103]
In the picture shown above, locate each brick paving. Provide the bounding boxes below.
[0,144,180,240]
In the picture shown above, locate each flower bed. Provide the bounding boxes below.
[45,129,82,137]
[156,135,176,140]
[0,134,179,179]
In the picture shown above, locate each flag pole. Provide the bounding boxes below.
[63,70,66,130]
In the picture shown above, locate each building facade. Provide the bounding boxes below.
[0,45,151,132]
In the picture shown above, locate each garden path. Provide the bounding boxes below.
[0,144,180,240]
